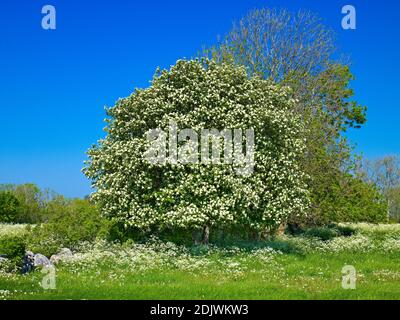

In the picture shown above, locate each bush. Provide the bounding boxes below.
[263,239,303,254]
[27,199,110,256]
[0,183,61,224]
[290,172,387,227]
[290,223,356,241]
[0,191,20,223]
[334,177,388,224]
[304,227,340,241]
[335,224,356,237]
[0,234,26,266]
[13,183,43,223]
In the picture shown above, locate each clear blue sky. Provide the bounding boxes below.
[0,0,399,197]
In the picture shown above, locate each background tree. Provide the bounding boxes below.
[0,183,59,223]
[361,155,400,221]
[206,8,367,225]
[13,183,42,223]
[387,187,400,221]
[0,191,20,223]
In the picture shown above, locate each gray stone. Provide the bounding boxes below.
[22,251,35,274]
[0,257,8,264]
[33,253,52,267]
[50,248,73,264]
[58,248,73,257]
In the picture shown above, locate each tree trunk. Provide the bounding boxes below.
[277,223,287,236]
[202,225,210,245]
[251,230,259,241]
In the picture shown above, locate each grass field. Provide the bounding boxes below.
[1,224,400,300]
[1,251,400,300]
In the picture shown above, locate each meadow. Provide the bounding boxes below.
[1,223,400,300]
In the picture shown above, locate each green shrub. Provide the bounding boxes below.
[0,234,26,265]
[27,199,110,256]
[13,183,44,223]
[299,223,356,241]
[334,176,388,224]
[335,224,356,237]
[108,224,266,247]
[290,173,387,227]
[264,239,304,254]
[0,183,65,224]
[155,228,198,246]
[304,227,340,241]
[107,222,140,243]
[0,191,20,223]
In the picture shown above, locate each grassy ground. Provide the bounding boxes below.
[1,251,400,300]
[1,223,400,300]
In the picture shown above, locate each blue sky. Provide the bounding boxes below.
[0,0,399,197]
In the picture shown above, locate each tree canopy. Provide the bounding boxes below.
[84,60,309,234]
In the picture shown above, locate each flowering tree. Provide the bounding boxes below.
[84,59,309,241]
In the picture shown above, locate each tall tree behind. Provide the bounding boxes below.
[205,8,367,225]
[362,156,400,221]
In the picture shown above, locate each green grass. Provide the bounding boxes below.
[2,223,400,300]
[1,250,400,300]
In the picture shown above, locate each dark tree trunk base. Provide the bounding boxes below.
[202,225,210,245]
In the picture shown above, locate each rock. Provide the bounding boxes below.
[22,251,35,274]
[33,253,52,267]
[0,254,8,264]
[0,257,8,264]
[21,252,53,273]
[50,248,73,264]
[49,255,59,264]
[59,248,73,257]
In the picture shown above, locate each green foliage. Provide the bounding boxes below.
[206,8,372,227]
[291,171,387,226]
[0,183,56,224]
[107,222,141,243]
[108,223,260,246]
[208,8,366,136]
[304,227,340,241]
[362,155,400,221]
[0,191,20,223]
[332,175,387,224]
[27,199,110,256]
[388,187,400,222]
[288,223,356,241]
[335,224,356,237]
[314,63,367,132]
[0,234,26,266]
[13,183,44,223]
[40,195,68,222]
